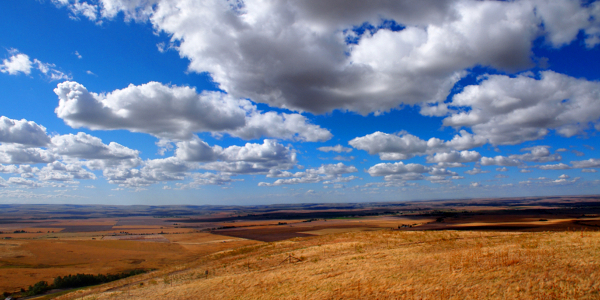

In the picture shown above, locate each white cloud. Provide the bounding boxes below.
[8,177,41,188]
[445,71,600,145]
[510,146,561,163]
[55,81,330,141]
[426,150,481,164]
[571,158,600,169]
[496,167,508,172]
[259,162,357,186]
[0,53,32,75]
[538,163,571,170]
[0,116,51,147]
[1,50,70,80]
[367,162,429,177]
[317,145,353,153]
[481,156,522,167]
[0,145,57,165]
[53,0,600,116]
[465,168,489,175]
[582,169,597,173]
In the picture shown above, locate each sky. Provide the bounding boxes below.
[0,0,599,205]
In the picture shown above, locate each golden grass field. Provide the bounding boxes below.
[0,230,259,294]
[49,228,600,300]
[3,198,600,299]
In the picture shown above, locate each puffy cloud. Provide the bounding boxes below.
[480,156,522,167]
[445,71,600,145]
[0,145,57,164]
[349,132,430,160]
[0,117,51,147]
[259,163,357,186]
[55,81,330,141]
[229,112,332,142]
[465,168,490,175]
[56,0,600,115]
[582,169,597,173]
[571,158,600,169]
[538,163,571,170]
[510,146,561,163]
[0,164,38,176]
[426,150,481,164]
[317,145,353,153]
[38,161,96,181]
[496,167,508,172]
[0,50,70,80]
[367,162,428,177]
[51,132,141,170]
[350,130,487,160]
[195,139,298,175]
[8,177,41,188]
[0,53,32,75]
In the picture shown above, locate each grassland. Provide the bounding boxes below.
[2,196,600,299]
[54,229,600,300]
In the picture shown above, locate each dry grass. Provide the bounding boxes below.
[0,233,259,294]
[62,229,600,300]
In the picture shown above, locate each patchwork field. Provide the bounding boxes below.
[1,196,600,299]
[55,229,600,300]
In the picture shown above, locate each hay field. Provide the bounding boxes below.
[0,232,258,294]
[61,229,600,300]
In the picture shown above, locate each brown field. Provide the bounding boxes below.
[2,197,600,299]
[55,229,600,300]
[0,233,259,294]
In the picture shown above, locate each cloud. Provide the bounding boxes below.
[538,163,571,170]
[444,71,600,145]
[426,150,481,164]
[0,145,57,164]
[0,116,51,147]
[317,145,353,153]
[571,158,600,169]
[582,169,597,173]
[350,130,487,160]
[55,81,330,141]
[1,50,70,80]
[8,177,41,188]
[259,162,357,186]
[38,161,96,181]
[480,156,522,167]
[465,168,489,175]
[0,53,32,75]
[55,0,600,116]
[51,132,141,169]
[496,167,508,172]
[367,162,429,177]
[510,146,561,163]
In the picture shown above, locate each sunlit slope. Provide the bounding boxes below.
[60,230,600,300]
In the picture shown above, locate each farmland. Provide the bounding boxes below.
[1,195,600,299]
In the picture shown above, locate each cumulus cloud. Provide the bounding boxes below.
[1,50,70,80]
[0,52,32,75]
[445,71,600,145]
[55,81,330,141]
[350,130,487,160]
[258,162,357,186]
[0,116,51,147]
[538,163,571,170]
[53,0,600,116]
[480,156,522,167]
[571,158,600,169]
[465,168,489,175]
[317,145,353,153]
[0,145,58,165]
[426,150,481,164]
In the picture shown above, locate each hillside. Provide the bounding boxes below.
[54,229,600,299]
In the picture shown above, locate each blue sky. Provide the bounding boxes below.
[0,0,599,205]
